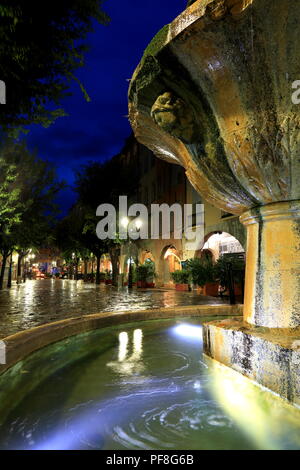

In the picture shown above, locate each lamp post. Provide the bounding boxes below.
[122,217,142,289]
[29,253,35,280]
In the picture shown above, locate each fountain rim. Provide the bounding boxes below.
[129,0,218,99]
[0,304,242,376]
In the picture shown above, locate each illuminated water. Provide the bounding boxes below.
[0,317,299,450]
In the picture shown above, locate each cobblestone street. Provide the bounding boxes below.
[0,280,227,338]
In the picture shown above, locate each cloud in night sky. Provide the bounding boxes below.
[23,0,185,215]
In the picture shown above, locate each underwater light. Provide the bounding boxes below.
[173,324,203,339]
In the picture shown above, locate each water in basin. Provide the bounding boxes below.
[0,317,299,450]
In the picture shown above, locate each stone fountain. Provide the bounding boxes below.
[128,0,300,405]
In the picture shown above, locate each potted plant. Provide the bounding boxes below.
[104,270,112,285]
[186,258,217,295]
[136,261,156,288]
[171,269,191,291]
[214,255,245,298]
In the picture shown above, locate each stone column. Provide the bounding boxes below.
[241,201,300,328]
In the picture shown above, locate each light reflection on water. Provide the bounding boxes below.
[0,280,226,337]
[0,318,299,450]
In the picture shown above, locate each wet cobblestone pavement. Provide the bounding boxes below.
[0,279,228,338]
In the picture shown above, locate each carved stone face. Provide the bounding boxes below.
[151,92,196,143]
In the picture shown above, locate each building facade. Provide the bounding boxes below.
[118,135,246,287]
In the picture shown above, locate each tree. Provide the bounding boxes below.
[0,1,109,133]
[0,155,23,232]
[0,144,23,288]
[81,211,107,284]
[0,232,14,290]
[55,204,105,282]
[0,140,63,288]
[74,156,138,286]
[56,205,86,280]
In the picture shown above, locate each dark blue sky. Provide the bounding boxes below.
[24,0,185,215]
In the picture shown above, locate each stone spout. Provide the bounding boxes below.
[129,0,300,329]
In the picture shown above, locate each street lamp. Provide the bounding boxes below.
[122,217,143,289]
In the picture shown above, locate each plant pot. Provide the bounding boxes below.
[196,286,204,294]
[105,279,112,285]
[203,282,219,296]
[175,283,190,291]
[234,283,243,296]
[137,281,147,288]
[146,282,155,288]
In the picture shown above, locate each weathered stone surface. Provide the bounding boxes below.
[129,0,300,401]
[151,92,197,143]
[240,202,300,328]
[203,318,300,406]
[129,2,300,328]
[129,0,300,214]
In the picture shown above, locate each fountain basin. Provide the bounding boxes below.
[0,315,299,450]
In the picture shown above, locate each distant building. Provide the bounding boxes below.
[117,135,245,287]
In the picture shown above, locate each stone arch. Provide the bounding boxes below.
[100,254,112,273]
[205,217,246,249]
[159,245,182,286]
[139,249,155,265]
[198,248,214,262]
[195,231,245,262]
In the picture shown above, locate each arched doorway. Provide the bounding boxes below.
[196,232,245,300]
[195,232,245,261]
[140,250,155,265]
[160,245,181,286]
[100,254,112,273]
[199,249,214,262]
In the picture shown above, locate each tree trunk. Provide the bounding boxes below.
[23,261,26,283]
[7,254,13,288]
[17,254,23,284]
[68,264,73,280]
[110,248,120,287]
[96,255,101,284]
[74,262,78,281]
[84,260,88,282]
[0,251,8,290]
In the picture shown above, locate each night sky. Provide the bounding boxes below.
[24,0,185,215]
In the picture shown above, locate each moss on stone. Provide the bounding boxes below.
[135,56,161,93]
[141,24,169,63]
[186,0,197,6]
[129,25,169,102]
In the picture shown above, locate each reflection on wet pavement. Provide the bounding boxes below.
[0,280,227,337]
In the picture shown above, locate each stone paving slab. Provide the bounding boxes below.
[0,279,230,337]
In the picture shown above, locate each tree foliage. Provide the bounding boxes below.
[186,258,215,287]
[69,155,138,285]
[0,139,63,287]
[0,0,109,133]
[0,157,22,232]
